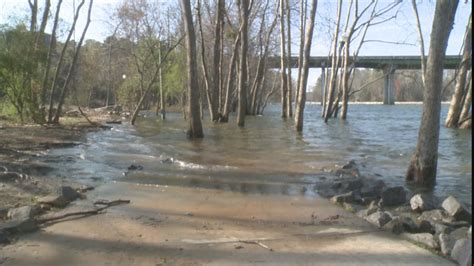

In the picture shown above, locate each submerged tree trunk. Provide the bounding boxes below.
[279,0,288,118]
[295,0,317,132]
[181,0,204,138]
[406,0,459,186]
[286,0,293,118]
[237,0,249,127]
[445,13,471,128]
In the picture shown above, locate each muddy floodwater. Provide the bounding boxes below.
[42,103,471,207]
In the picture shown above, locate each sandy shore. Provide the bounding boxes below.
[0,181,454,265]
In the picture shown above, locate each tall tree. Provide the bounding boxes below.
[279,0,288,118]
[406,0,459,186]
[237,0,249,127]
[295,0,317,132]
[181,0,204,138]
[445,13,471,128]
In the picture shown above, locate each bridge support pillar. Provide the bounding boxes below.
[383,65,396,105]
[321,63,326,106]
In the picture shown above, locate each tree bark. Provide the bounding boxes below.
[459,70,472,124]
[211,0,224,121]
[406,0,459,186]
[286,0,293,118]
[295,0,317,132]
[181,0,204,138]
[279,0,288,118]
[237,0,249,127]
[445,13,471,128]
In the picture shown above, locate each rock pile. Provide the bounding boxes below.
[316,160,472,266]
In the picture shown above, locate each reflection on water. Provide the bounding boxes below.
[43,104,471,206]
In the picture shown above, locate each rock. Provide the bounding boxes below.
[0,218,38,233]
[56,186,81,202]
[330,191,360,204]
[341,179,363,192]
[417,209,446,223]
[400,216,419,233]
[342,202,362,213]
[383,217,404,234]
[0,172,23,182]
[410,194,435,212]
[341,160,356,169]
[366,211,392,227]
[127,164,144,171]
[439,227,470,256]
[416,220,434,234]
[433,222,451,235]
[394,205,413,213]
[441,196,471,222]
[37,195,69,208]
[401,233,439,250]
[0,208,8,220]
[0,230,9,244]
[378,186,406,207]
[451,238,472,266]
[7,205,40,220]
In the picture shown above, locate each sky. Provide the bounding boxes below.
[0,0,471,86]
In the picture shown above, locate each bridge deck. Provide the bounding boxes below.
[266,55,462,69]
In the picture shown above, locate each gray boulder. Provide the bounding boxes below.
[451,238,472,266]
[0,219,37,233]
[439,227,470,256]
[0,208,8,220]
[401,233,439,250]
[366,211,392,228]
[360,180,385,198]
[379,186,406,207]
[0,230,9,244]
[7,205,40,220]
[441,196,471,223]
[410,194,435,212]
[417,209,446,224]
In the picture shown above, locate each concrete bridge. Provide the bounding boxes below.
[267,55,462,104]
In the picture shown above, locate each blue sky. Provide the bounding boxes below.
[0,0,471,86]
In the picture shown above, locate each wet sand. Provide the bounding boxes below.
[0,181,454,265]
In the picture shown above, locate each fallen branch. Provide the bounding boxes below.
[78,106,100,127]
[36,199,130,224]
[239,240,274,251]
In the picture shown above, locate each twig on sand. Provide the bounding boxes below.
[36,199,130,224]
[238,240,274,251]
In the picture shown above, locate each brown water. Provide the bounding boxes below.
[43,104,471,207]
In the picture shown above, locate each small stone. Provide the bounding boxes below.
[379,186,406,207]
[401,233,439,250]
[342,160,356,169]
[441,196,471,223]
[0,218,38,233]
[451,238,472,266]
[128,164,144,171]
[416,220,434,234]
[7,205,40,220]
[410,194,435,212]
[400,216,419,233]
[78,185,94,193]
[0,208,8,220]
[342,202,359,213]
[366,211,392,228]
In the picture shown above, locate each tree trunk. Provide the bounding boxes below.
[181,0,204,138]
[286,0,293,118]
[295,0,317,132]
[220,33,240,123]
[237,0,249,127]
[279,0,288,118]
[445,13,471,128]
[295,0,306,115]
[406,0,459,186]
[211,0,224,121]
[459,70,472,124]
[53,0,93,124]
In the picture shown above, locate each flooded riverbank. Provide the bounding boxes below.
[36,104,471,207]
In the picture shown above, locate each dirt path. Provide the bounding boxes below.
[0,181,454,265]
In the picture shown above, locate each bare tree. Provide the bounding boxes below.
[181,0,204,138]
[237,0,250,127]
[445,12,471,128]
[406,0,459,186]
[295,0,317,132]
[279,0,289,118]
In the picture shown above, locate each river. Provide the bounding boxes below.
[43,103,472,208]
